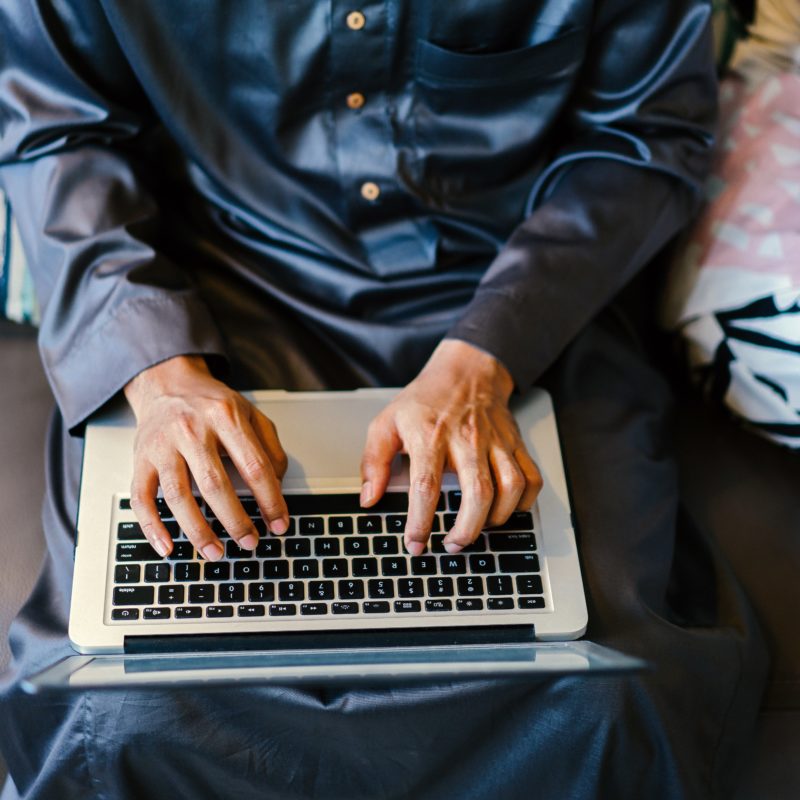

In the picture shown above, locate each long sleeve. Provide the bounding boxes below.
[446,0,718,388]
[0,1,227,433]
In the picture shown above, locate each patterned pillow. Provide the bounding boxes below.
[0,190,39,325]
[662,71,800,448]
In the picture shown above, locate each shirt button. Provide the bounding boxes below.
[360,181,380,201]
[346,10,366,30]
[346,92,365,110]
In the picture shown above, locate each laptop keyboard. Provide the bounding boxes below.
[109,492,547,622]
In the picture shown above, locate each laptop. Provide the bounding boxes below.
[23,387,643,692]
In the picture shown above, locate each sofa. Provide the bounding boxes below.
[1,295,798,797]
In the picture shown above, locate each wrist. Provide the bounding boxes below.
[124,355,211,416]
[425,339,514,401]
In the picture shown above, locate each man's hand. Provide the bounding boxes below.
[360,340,542,555]
[124,356,289,561]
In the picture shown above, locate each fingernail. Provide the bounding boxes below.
[360,482,373,506]
[240,533,258,550]
[270,517,288,536]
[405,539,425,556]
[444,541,463,554]
[154,539,170,557]
[201,542,224,561]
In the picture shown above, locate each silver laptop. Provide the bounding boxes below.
[24,388,643,692]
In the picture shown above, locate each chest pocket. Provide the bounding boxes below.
[410,27,587,198]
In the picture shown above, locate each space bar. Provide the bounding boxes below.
[282,492,409,515]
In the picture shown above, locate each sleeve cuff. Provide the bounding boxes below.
[40,292,229,435]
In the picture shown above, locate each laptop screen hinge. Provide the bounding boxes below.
[124,625,536,655]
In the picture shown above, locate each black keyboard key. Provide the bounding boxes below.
[332,602,359,614]
[211,520,231,539]
[457,576,484,596]
[174,562,200,582]
[447,490,462,511]
[308,580,335,600]
[169,541,195,560]
[284,492,407,516]
[462,535,487,553]
[322,558,348,578]
[440,555,466,574]
[144,563,171,583]
[394,600,421,613]
[256,538,282,558]
[114,564,140,584]
[286,539,311,557]
[293,559,320,579]
[237,604,266,617]
[488,533,536,552]
[364,601,390,614]
[206,605,234,618]
[269,603,297,616]
[301,603,328,616]
[516,574,544,595]
[314,538,341,556]
[218,583,245,603]
[385,515,406,533]
[469,554,496,574]
[204,562,231,581]
[248,583,275,602]
[113,586,154,606]
[488,597,514,610]
[425,599,452,612]
[344,538,370,555]
[429,515,442,533]
[233,561,260,580]
[518,597,546,610]
[175,606,202,619]
[263,560,290,579]
[487,512,534,532]
[373,536,398,555]
[238,497,260,516]
[443,513,458,530]
[156,498,174,518]
[162,520,181,538]
[158,585,185,604]
[487,575,513,595]
[226,541,253,559]
[329,516,354,534]
[398,578,424,598]
[357,515,383,534]
[299,516,324,535]
[352,557,378,577]
[427,577,454,597]
[499,554,540,573]
[250,518,268,537]
[411,556,437,575]
[279,581,305,601]
[457,598,484,612]
[189,583,215,603]
[111,608,139,620]
[368,579,394,599]
[116,542,160,562]
[430,535,446,554]
[338,579,364,600]
[119,498,131,510]
[381,557,408,576]
[144,607,171,620]
[118,522,145,540]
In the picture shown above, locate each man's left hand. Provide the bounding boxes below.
[360,340,543,555]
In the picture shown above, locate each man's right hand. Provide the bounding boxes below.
[123,355,289,561]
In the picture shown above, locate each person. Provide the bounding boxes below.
[0,2,767,799]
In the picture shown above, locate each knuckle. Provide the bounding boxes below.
[208,396,239,426]
[501,468,525,495]
[412,473,439,499]
[174,411,199,441]
[196,468,224,495]
[468,474,494,504]
[260,499,287,520]
[241,457,269,483]
[160,478,186,505]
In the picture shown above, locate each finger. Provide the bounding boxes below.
[443,441,494,553]
[403,434,446,556]
[181,436,262,551]
[218,417,289,536]
[486,444,526,527]
[251,409,289,480]
[129,462,174,558]
[360,413,401,508]
[157,456,224,561]
[515,446,544,510]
